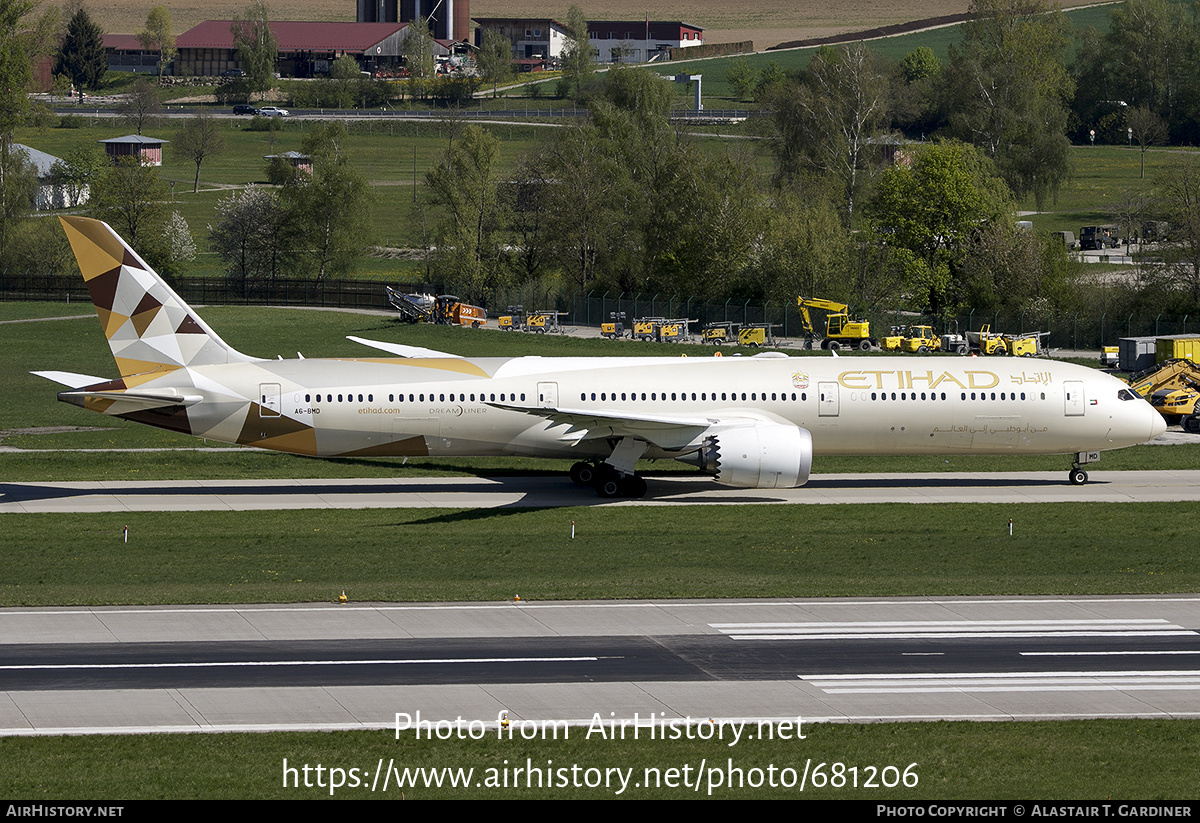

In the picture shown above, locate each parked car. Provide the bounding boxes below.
[232,104,257,115]
[258,106,289,117]
[220,68,246,78]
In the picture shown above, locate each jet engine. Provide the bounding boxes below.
[678,423,813,488]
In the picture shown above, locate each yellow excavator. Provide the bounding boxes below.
[797,297,874,350]
[1126,359,1200,429]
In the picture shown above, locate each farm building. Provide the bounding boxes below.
[265,151,313,175]
[98,134,168,166]
[472,18,705,64]
[104,34,161,74]
[174,21,434,77]
[472,18,570,60]
[12,144,90,210]
[586,21,705,63]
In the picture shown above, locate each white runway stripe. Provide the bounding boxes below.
[713,618,1197,640]
[0,656,603,671]
[801,670,1200,694]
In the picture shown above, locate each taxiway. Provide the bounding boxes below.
[3,470,1200,513]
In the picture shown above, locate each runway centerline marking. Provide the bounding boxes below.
[0,655,610,671]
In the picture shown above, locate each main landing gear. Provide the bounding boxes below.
[570,461,647,498]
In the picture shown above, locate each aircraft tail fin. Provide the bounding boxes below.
[59,216,256,381]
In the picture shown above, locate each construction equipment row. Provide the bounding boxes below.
[498,306,569,334]
[601,312,700,343]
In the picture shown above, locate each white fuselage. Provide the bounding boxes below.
[170,354,1163,462]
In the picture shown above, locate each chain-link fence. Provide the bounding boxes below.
[5,269,1194,350]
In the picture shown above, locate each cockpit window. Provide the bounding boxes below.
[1118,389,1139,401]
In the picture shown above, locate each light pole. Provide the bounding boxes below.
[1128,127,1133,147]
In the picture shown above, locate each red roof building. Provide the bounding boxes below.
[175,21,421,77]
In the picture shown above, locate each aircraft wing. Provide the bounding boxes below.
[488,402,719,450]
[346,336,462,359]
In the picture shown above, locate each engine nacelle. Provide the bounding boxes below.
[682,424,813,489]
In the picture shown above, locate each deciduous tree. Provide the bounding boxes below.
[119,79,162,135]
[561,6,595,102]
[137,6,176,78]
[89,157,171,273]
[280,125,371,280]
[944,0,1074,209]
[477,28,514,98]
[231,1,277,101]
[208,185,290,286]
[866,139,1015,314]
[401,16,434,100]
[1155,154,1200,304]
[768,43,890,225]
[174,111,226,193]
[425,124,505,295]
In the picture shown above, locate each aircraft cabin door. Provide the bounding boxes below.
[537,382,559,409]
[1064,380,1085,417]
[818,381,839,417]
[259,383,281,417]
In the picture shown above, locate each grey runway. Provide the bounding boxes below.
[4,470,1200,512]
[3,595,1200,735]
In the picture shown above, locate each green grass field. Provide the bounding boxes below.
[2,719,1197,799]
[1,501,1197,606]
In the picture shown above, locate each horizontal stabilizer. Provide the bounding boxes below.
[31,370,110,389]
[346,335,462,359]
[59,388,204,413]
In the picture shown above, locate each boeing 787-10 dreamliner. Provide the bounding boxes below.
[35,217,1166,498]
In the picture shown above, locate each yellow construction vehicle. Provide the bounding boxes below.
[797,297,874,350]
[633,317,694,342]
[1126,359,1200,427]
[633,317,662,341]
[525,310,568,334]
[903,325,942,353]
[437,297,487,327]
[601,311,627,339]
[881,325,909,352]
[1004,334,1041,357]
[386,287,487,327]
[498,305,524,331]
[969,325,1008,355]
[702,322,734,344]
[701,322,775,347]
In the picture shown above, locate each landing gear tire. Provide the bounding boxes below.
[595,464,622,497]
[1069,467,1088,485]
[594,465,646,498]
[570,461,596,486]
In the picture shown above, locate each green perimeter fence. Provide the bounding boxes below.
[3,268,1195,351]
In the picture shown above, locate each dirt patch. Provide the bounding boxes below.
[0,426,115,443]
[52,0,970,51]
